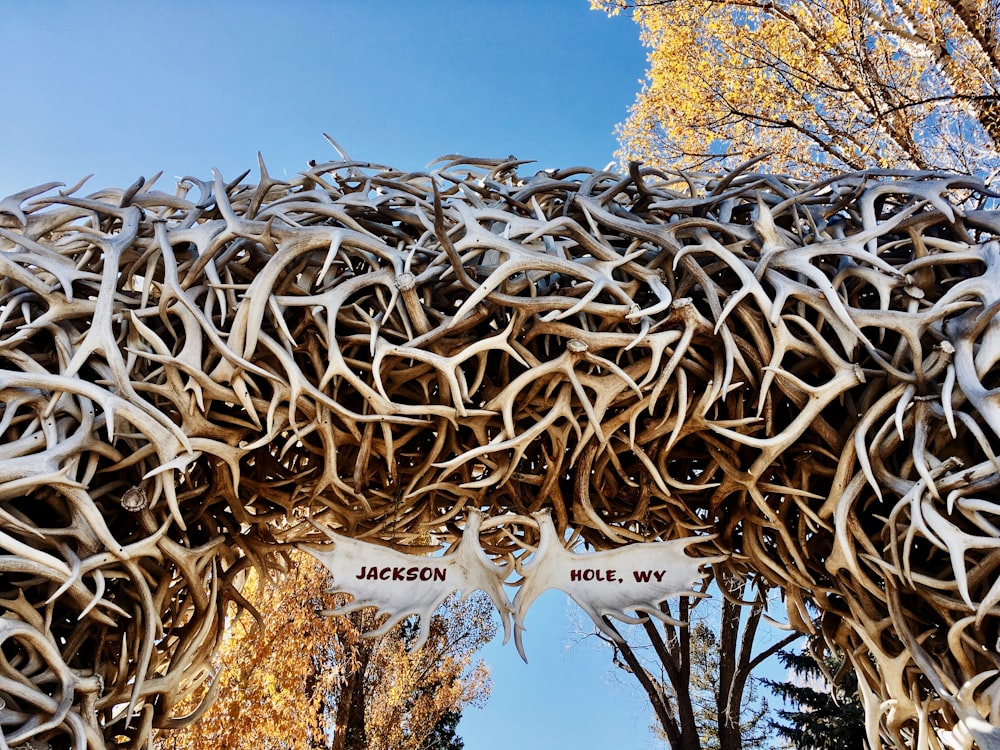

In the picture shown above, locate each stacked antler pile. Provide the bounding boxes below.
[1,152,999,748]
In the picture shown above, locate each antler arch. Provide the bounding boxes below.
[1,154,999,748]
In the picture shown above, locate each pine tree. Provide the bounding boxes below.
[764,649,866,750]
[417,710,464,750]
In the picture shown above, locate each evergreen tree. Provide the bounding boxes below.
[418,710,464,750]
[764,649,866,750]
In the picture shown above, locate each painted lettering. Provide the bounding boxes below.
[570,568,620,582]
[633,570,651,582]
[632,570,666,583]
[354,565,447,582]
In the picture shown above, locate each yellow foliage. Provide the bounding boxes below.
[154,552,494,750]
[593,0,1000,177]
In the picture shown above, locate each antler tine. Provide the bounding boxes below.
[2,156,999,748]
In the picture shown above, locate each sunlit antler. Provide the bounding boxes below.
[2,153,1000,748]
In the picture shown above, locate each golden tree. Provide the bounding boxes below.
[154,553,493,750]
[593,0,1000,176]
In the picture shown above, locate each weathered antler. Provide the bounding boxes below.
[1,155,999,748]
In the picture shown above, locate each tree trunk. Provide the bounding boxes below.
[332,647,370,750]
[717,577,744,750]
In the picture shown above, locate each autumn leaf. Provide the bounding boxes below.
[153,551,494,750]
[593,0,1000,178]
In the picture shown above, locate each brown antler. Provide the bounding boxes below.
[1,155,999,748]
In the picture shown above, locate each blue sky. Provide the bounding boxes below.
[0,1,646,196]
[0,3,789,747]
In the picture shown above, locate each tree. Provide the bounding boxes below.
[765,648,866,750]
[154,551,493,750]
[597,571,801,750]
[592,0,1000,178]
[415,710,464,750]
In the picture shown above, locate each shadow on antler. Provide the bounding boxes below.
[1,151,999,748]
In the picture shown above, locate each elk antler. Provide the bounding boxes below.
[1,155,999,748]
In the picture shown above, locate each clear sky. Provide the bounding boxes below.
[0,1,646,195]
[0,3,783,748]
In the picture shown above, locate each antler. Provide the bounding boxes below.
[2,155,1000,748]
